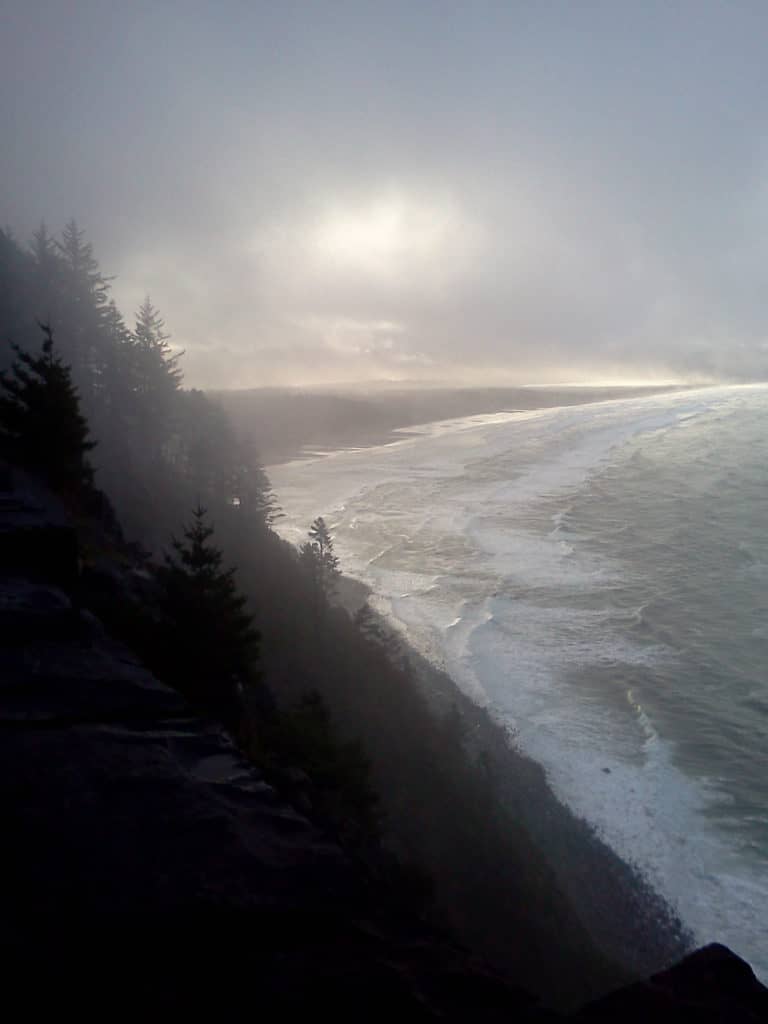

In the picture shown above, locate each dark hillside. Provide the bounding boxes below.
[1,224,764,1019]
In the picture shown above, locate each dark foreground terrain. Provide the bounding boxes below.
[2,466,767,1022]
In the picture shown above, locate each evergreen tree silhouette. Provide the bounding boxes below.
[50,221,119,406]
[29,223,64,327]
[133,296,183,388]
[299,516,341,637]
[154,505,260,718]
[56,219,112,307]
[0,322,95,491]
[130,296,183,460]
[0,229,32,368]
[304,516,341,596]
[30,222,58,269]
[0,220,274,547]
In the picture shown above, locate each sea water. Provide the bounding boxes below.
[268,385,768,977]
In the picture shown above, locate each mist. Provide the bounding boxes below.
[4,4,768,1016]
[3,1,768,387]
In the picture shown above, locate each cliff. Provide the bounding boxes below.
[1,464,766,1021]
[0,465,551,1019]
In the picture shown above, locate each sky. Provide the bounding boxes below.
[2,0,768,388]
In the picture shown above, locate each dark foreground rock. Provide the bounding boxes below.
[1,465,765,1021]
[0,467,548,1021]
[576,943,768,1022]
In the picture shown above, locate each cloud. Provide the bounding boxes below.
[4,2,768,386]
[106,162,768,386]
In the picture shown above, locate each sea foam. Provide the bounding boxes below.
[269,384,768,978]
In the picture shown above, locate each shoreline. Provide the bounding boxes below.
[217,382,685,467]
[333,575,694,979]
[262,384,705,992]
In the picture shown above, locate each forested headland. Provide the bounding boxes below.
[0,223,690,1007]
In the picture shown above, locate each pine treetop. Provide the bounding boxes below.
[155,505,261,710]
[132,295,183,392]
[57,219,112,299]
[167,504,229,579]
[0,323,95,491]
[303,515,341,596]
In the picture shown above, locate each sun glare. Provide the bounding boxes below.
[310,194,459,278]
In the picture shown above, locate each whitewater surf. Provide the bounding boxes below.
[269,385,768,978]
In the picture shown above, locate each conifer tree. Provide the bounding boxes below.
[30,222,58,268]
[133,296,183,393]
[29,223,63,308]
[0,323,95,491]
[19,224,67,358]
[222,435,282,528]
[128,296,183,460]
[53,220,113,396]
[300,516,341,602]
[154,505,260,717]
[309,516,340,591]
[56,219,112,306]
[0,229,32,367]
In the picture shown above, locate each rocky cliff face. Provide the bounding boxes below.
[1,464,765,1021]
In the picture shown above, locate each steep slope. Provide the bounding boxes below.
[1,464,765,1022]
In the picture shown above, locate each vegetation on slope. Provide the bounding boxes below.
[0,222,676,1006]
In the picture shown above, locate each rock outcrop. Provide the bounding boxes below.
[576,943,768,1022]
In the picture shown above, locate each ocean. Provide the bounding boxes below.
[268,384,768,978]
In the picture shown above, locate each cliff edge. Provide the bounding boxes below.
[1,465,765,1022]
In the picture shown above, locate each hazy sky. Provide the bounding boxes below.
[3,1,768,387]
